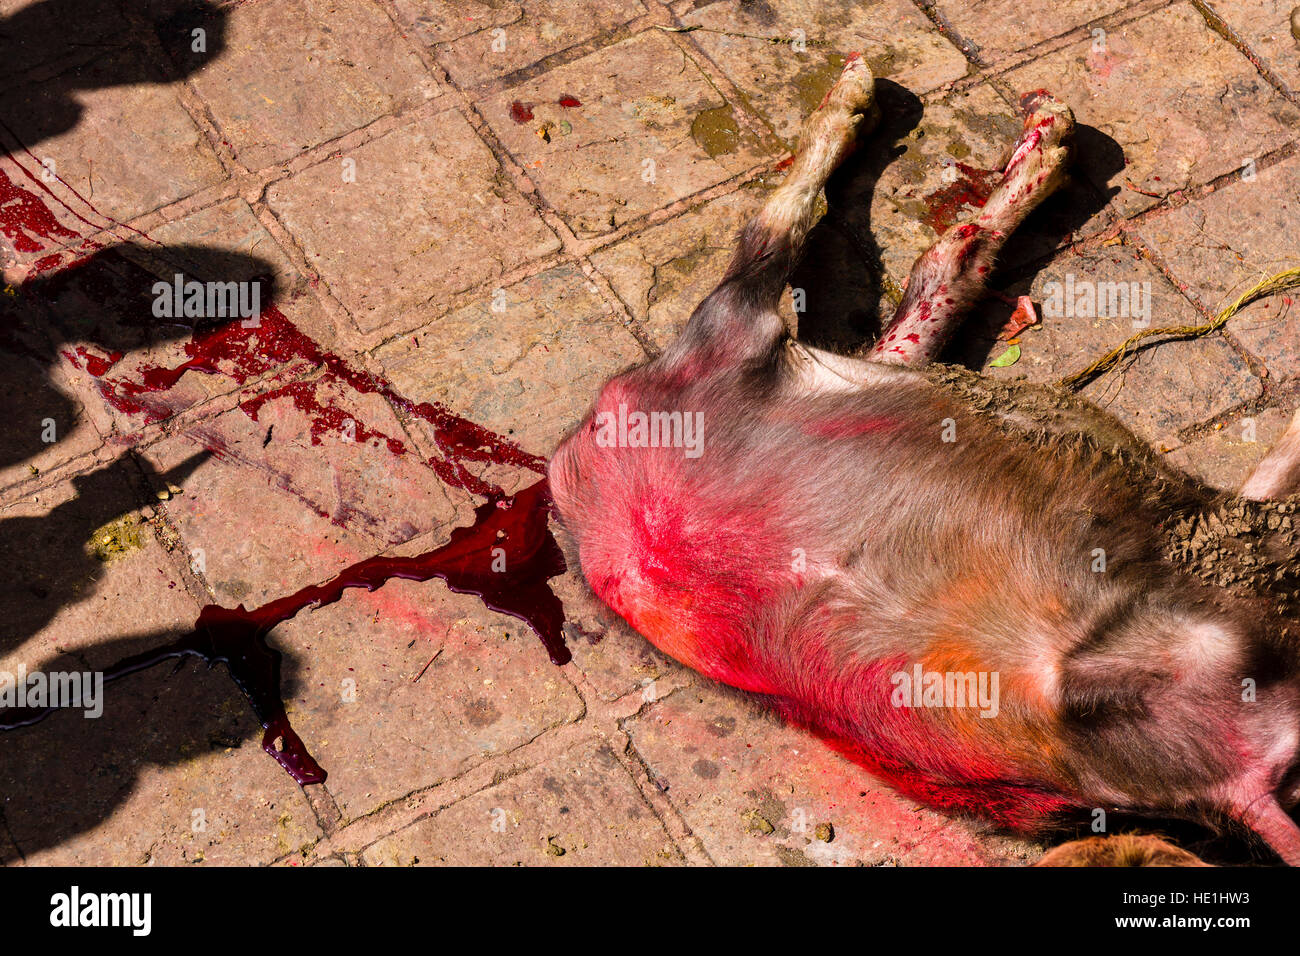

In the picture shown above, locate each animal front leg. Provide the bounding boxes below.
[868,91,1074,367]
[1240,409,1300,501]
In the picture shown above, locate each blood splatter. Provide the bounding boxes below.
[557,95,582,108]
[509,100,535,123]
[921,163,1002,233]
[0,165,98,267]
[0,150,574,786]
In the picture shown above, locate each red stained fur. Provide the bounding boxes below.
[548,58,1300,864]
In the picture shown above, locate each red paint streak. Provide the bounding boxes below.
[809,722,1074,831]
[509,100,535,123]
[558,95,582,108]
[921,163,1001,233]
[765,652,1075,832]
[774,155,795,172]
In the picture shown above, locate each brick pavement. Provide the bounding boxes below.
[2,0,1298,865]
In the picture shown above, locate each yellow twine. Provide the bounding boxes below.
[1057,267,1300,390]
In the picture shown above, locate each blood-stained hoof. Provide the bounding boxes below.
[814,51,879,135]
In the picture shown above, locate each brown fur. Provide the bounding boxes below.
[549,55,1300,865]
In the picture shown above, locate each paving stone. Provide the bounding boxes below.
[147,199,307,297]
[1137,154,1300,381]
[2,47,227,222]
[270,580,583,822]
[481,29,773,238]
[589,185,765,349]
[625,684,1038,866]
[0,459,199,671]
[186,0,440,171]
[1207,0,1300,98]
[679,0,969,145]
[400,0,648,89]
[267,109,561,332]
[1001,3,1300,217]
[137,398,465,609]
[38,203,338,436]
[956,245,1262,443]
[374,263,644,459]
[361,738,682,865]
[1167,404,1295,491]
[0,0,134,88]
[0,463,317,866]
[929,0,1132,64]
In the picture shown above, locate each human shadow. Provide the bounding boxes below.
[0,627,307,863]
[0,239,318,858]
[0,0,317,862]
[0,0,226,149]
[0,242,283,658]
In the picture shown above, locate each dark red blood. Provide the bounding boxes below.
[61,345,123,377]
[0,165,95,263]
[921,163,1001,233]
[510,100,535,123]
[0,481,567,785]
[558,95,582,108]
[102,304,544,496]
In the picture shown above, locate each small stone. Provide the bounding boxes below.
[814,822,835,842]
[156,489,171,501]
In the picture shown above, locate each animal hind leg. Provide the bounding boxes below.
[660,54,878,370]
[868,91,1075,368]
